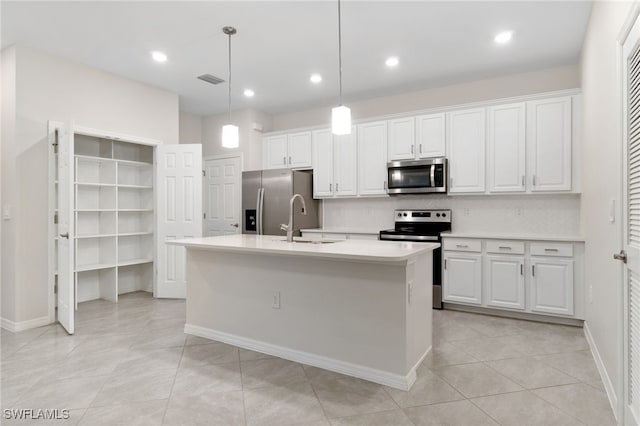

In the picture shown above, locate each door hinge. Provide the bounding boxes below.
[202,170,206,177]
[52,129,59,154]
[54,213,58,224]
[54,282,58,294]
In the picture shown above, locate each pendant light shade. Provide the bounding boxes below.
[331,105,351,135]
[222,26,239,149]
[331,0,351,135]
[221,124,239,148]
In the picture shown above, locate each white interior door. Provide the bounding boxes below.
[156,144,202,299]
[204,156,241,236]
[57,122,75,334]
[623,12,640,425]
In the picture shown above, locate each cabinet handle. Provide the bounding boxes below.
[336,182,339,192]
[532,265,535,276]
[283,156,286,165]
[520,264,524,275]
[450,177,453,187]
[456,244,468,248]
[419,144,423,153]
[498,246,512,250]
[444,259,447,270]
[411,145,414,155]
[533,175,537,186]
[384,180,387,190]
[289,156,292,165]
[544,248,559,252]
[330,183,333,192]
[522,176,525,187]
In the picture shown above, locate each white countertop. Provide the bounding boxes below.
[170,234,439,263]
[300,228,381,235]
[441,232,585,242]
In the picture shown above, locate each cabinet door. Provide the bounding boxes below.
[288,131,312,169]
[488,103,526,193]
[530,258,574,316]
[443,252,482,305]
[312,129,334,198]
[527,97,572,191]
[334,128,358,196]
[416,113,446,158]
[447,108,486,193]
[387,117,416,160]
[358,121,388,196]
[486,255,525,310]
[263,135,288,169]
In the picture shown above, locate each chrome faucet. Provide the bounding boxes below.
[280,193,307,242]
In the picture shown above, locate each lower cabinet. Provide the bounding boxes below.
[443,253,482,305]
[442,238,581,319]
[530,257,574,316]
[485,255,525,310]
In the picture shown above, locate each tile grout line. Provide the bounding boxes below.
[302,365,332,425]
[159,342,186,426]
[237,347,248,426]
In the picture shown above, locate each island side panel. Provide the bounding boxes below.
[405,252,432,372]
[185,248,409,376]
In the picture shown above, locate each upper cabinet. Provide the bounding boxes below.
[416,113,446,158]
[387,117,416,161]
[527,97,572,192]
[263,131,312,170]
[312,127,358,198]
[488,103,526,193]
[447,108,486,193]
[358,121,388,196]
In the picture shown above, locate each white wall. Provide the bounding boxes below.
[580,0,633,416]
[272,65,580,131]
[321,195,581,236]
[1,45,180,324]
[179,111,202,144]
[201,108,273,170]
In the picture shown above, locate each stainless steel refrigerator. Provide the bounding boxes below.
[242,169,319,235]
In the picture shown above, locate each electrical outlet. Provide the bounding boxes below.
[516,208,522,216]
[464,208,470,216]
[272,291,281,309]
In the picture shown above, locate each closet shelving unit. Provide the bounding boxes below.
[73,134,155,304]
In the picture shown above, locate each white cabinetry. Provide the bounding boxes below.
[263,132,312,170]
[485,255,525,310]
[447,108,486,193]
[358,121,388,196]
[527,96,572,191]
[416,113,446,158]
[387,117,416,160]
[443,251,482,305]
[530,248,574,316]
[488,103,526,192]
[312,127,357,198]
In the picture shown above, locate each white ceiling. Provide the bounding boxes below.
[2,1,592,116]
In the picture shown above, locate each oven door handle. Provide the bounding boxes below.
[379,234,440,242]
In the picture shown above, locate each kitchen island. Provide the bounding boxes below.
[170,234,439,390]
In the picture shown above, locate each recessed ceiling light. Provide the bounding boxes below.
[243,89,255,97]
[494,31,513,44]
[151,51,168,63]
[385,56,399,67]
[310,74,322,84]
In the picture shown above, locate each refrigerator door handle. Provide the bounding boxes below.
[256,188,262,235]
[258,188,265,235]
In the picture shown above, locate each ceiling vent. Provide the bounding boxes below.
[197,74,225,85]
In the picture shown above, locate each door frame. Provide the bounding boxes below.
[47,123,161,327]
[619,3,640,424]
[202,153,243,237]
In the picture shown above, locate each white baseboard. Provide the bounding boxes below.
[184,323,430,391]
[584,321,618,422]
[1,316,50,332]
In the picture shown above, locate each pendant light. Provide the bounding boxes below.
[222,26,239,148]
[331,0,351,135]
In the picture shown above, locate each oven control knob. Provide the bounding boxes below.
[442,213,446,217]
[436,213,440,217]
[397,213,402,217]
[403,213,407,217]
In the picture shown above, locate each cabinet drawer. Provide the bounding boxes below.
[486,240,525,255]
[530,242,573,257]
[443,239,482,252]
[348,233,379,241]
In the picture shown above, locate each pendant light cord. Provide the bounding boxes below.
[228,31,232,122]
[338,0,343,106]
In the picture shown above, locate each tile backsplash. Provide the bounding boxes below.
[321,194,582,236]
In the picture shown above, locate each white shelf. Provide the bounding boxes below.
[118,232,153,237]
[117,184,153,189]
[75,234,117,239]
[75,209,117,212]
[118,209,153,212]
[118,258,153,267]
[75,182,117,187]
[75,263,116,273]
[116,159,153,167]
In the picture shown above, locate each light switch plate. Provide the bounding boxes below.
[2,205,11,220]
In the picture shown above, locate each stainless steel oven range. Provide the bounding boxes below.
[379,209,451,309]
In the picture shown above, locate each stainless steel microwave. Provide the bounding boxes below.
[387,158,448,194]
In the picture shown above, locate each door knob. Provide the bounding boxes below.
[614,250,628,264]
[59,232,69,239]
[230,223,239,228]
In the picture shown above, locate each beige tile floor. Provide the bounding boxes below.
[1,292,616,426]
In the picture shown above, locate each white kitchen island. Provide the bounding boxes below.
[170,234,439,390]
